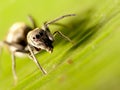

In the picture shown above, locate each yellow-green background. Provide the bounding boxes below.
[0,0,120,90]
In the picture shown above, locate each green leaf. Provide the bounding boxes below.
[0,0,120,90]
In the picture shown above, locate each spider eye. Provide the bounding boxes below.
[36,34,40,39]
[33,37,35,39]
[39,31,43,36]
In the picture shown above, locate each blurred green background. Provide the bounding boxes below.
[0,0,120,90]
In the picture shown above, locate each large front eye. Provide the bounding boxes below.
[36,34,40,39]
[39,31,44,36]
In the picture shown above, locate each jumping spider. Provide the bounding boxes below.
[0,14,75,83]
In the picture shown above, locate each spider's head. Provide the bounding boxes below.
[27,28,54,53]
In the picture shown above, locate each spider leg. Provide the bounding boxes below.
[27,15,37,28]
[0,41,30,84]
[53,31,73,44]
[0,41,5,55]
[0,41,18,84]
[11,52,17,85]
[27,45,47,74]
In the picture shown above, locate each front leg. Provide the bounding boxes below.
[53,31,73,43]
[27,45,47,74]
